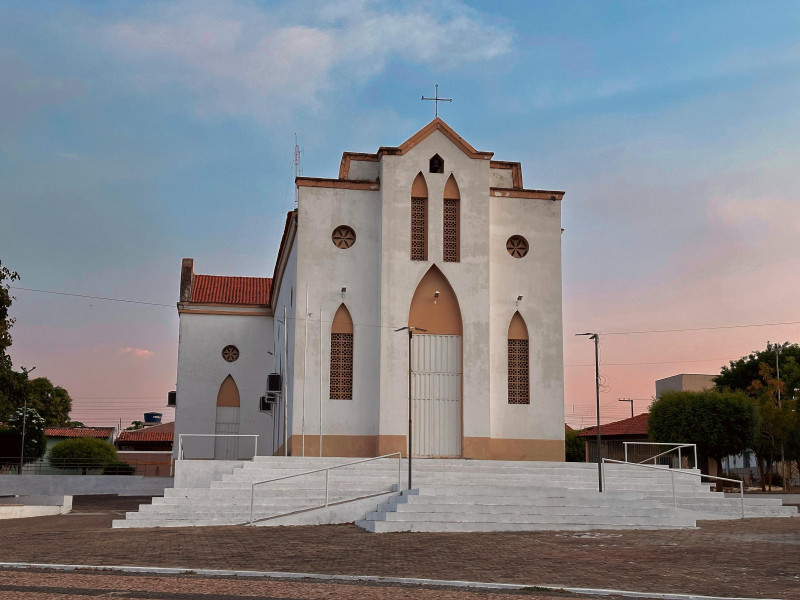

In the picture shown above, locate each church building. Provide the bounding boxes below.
[174,118,566,462]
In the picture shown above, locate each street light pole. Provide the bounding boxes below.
[18,366,35,475]
[396,326,426,491]
[577,334,602,492]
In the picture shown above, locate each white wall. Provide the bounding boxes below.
[292,186,383,444]
[174,310,274,459]
[489,195,565,441]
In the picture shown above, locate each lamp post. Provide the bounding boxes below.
[395,326,426,491]
[18,366,35,475]
[577,333,602,492]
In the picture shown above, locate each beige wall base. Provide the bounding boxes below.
[283,434,564,461]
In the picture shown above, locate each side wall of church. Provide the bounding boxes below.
[289,186,382,456]
[377,130,493,456]
[272,237,299,455]
[174,311,275,459]
[488,194,565,460]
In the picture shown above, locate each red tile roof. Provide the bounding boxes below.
[578,412,650,438]
[191,275,271,305]
[45,427,114,439]
[116,421,174,443]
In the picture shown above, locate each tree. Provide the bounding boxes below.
[25,377,72,426]
[715,342,800,490]
[648,389,759,490]
[7,406,46,467]
[565,428,584,462]
[125,421,145,431]
[48,437,118,473]
[0,259,20,371]
[0,259,74,427]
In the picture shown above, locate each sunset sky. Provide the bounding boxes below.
[2,1,799,429]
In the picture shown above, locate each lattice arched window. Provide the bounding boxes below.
[410,173,428,261]
[508,312,529,404]
[330,304,354,400]
[443,174,460,262]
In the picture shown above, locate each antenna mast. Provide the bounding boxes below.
[294,134,302,207]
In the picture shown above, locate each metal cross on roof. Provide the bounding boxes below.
[421,84,452,118]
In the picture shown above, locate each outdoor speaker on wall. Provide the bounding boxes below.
[167,391,176,407]
[267,373,281,392]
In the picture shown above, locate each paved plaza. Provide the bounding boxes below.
[0,495,797,599]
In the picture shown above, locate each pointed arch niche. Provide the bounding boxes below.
[443,175,460,263]
[507,312,530,405]
[215,375,241,459]
[330,304,354,400]
[408,266,462,457]
[410,173,428,261]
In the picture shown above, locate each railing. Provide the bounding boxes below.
[0,457,138,476]
[177,434,259,460]
[248,452,402,524]
[623,442,698,469]
[602,458,745,518]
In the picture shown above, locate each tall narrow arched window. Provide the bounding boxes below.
[330,304,354,400]
[508,312,530,404]
[443,175,460,262]
[411,173,428,261]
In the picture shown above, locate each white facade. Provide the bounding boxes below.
[175,119,566,461]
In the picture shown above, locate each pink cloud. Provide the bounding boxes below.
[119,347,153,358]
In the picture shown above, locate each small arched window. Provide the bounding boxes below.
[508,312,529,404]
[330,304,354,400]
[429,154,444,173]
[410,173,428,261]
[443,175,460,262]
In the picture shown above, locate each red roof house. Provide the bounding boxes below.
[578,413,650,462]
[116,421,174,452]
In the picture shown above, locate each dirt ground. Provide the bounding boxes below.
[0,495,797,599]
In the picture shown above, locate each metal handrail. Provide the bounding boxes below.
[177,434,259,460]
[248,452,402,524]
[602,458,745,518]
[623,442,698,469]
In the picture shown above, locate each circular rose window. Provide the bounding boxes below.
[506,235,529,258]
[221,345,240,362]
[332,225,356,249]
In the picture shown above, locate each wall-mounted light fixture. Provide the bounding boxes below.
[516,295,523,306]
[341,286,347,298]
[434,290,440,304]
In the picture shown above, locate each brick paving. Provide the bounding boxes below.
[0,495,797,599]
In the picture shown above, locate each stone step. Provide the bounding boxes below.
[355,520,694,533]
[364,510,694,526]
[378,503,676,517]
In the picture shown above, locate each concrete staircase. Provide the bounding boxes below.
[112,457,796,530]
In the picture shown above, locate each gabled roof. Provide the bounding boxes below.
[45,427,114,439]
[191,274,271,305]
[578,413,650,438]
[117,421,174,443]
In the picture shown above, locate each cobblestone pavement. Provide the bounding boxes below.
[0,569,617,600]
[0,496,797,599]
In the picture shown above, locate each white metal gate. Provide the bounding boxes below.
[215,406,240,460]
[411,334,461,457]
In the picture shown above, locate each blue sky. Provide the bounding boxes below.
[2,1,800,428]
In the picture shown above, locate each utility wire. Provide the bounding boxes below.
[10,287,172,307]
[601,320,800,336]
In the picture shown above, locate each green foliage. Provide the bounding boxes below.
[0,259,73,427]
[0,259,20,370]
[565,428,584,462]
[48,437,118,470]
[648,389,759,467]
[125,421,145,431]
[7,406,46,463]
[102,461,135,475]
[24,377,72,426]
[714,341,800,489]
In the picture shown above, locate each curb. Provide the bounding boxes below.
[0,562,779,600]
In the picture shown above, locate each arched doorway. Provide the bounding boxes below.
[408,265,463,457]
[215,374,240,459]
